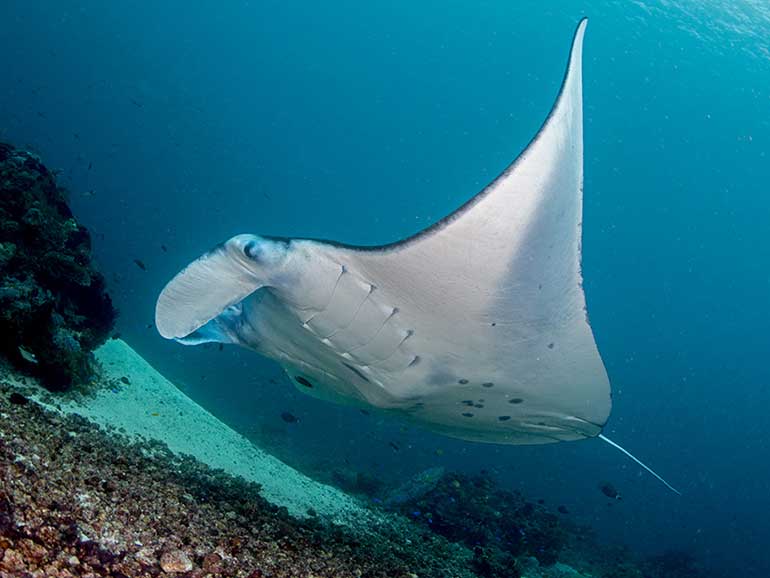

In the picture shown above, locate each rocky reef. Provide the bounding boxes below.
[392,470,564,577]
[0,375,477,578]
[0,143,116,390]
[389,469,717,578]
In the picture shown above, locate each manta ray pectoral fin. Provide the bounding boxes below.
[155,234,288,339]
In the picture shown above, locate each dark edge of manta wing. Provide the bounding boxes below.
[294,17,588,253]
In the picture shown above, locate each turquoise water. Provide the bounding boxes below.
[1,1,769,575]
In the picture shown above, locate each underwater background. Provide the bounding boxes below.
[1,1,768,576]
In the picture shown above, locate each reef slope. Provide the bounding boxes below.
[22,339,379,527]
[0,346,474,577]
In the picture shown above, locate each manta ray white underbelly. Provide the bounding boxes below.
[157,19,607,446]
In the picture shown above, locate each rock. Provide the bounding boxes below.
[0,547,25,572]
[202,552,223,573]
[19,538,47,562]
[134,546,157,566]
[384,467,446,507]
[160,549,193,573]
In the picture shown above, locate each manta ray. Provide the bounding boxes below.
[156,19,678,493]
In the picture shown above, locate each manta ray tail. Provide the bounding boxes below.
[598,434,681,495]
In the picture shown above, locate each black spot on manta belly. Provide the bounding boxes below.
[295,376,313,388]
[498,415,511,421]
[509,398,524,404]
[482,382,494,388]
[458,379,469,385]
[461,412,474,418]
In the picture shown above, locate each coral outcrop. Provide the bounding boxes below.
[392,470,564,576]
[0,143,115,390]
[389,470,718,578]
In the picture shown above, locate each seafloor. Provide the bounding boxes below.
[0,341,711,578]
[0,342,475,578]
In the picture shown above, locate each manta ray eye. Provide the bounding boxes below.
[243,239,261,260]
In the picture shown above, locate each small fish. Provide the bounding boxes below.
[130,97,143,108]
[160,244,168,253]
[87,161,92,171]
[599,482,622,500]
[280,411,298,423]
[388,441,400,452]
[81,189,95,198]
[218,344,223,351]
[558,505,569,514]
[359,409,370,416]
[133,259,147,271]
[18,346,38,364]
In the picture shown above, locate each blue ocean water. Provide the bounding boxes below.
[1,1,768,576]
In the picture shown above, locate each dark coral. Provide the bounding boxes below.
[0,143,116,390]
[391,470,725,578]
[393,470,565,572]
